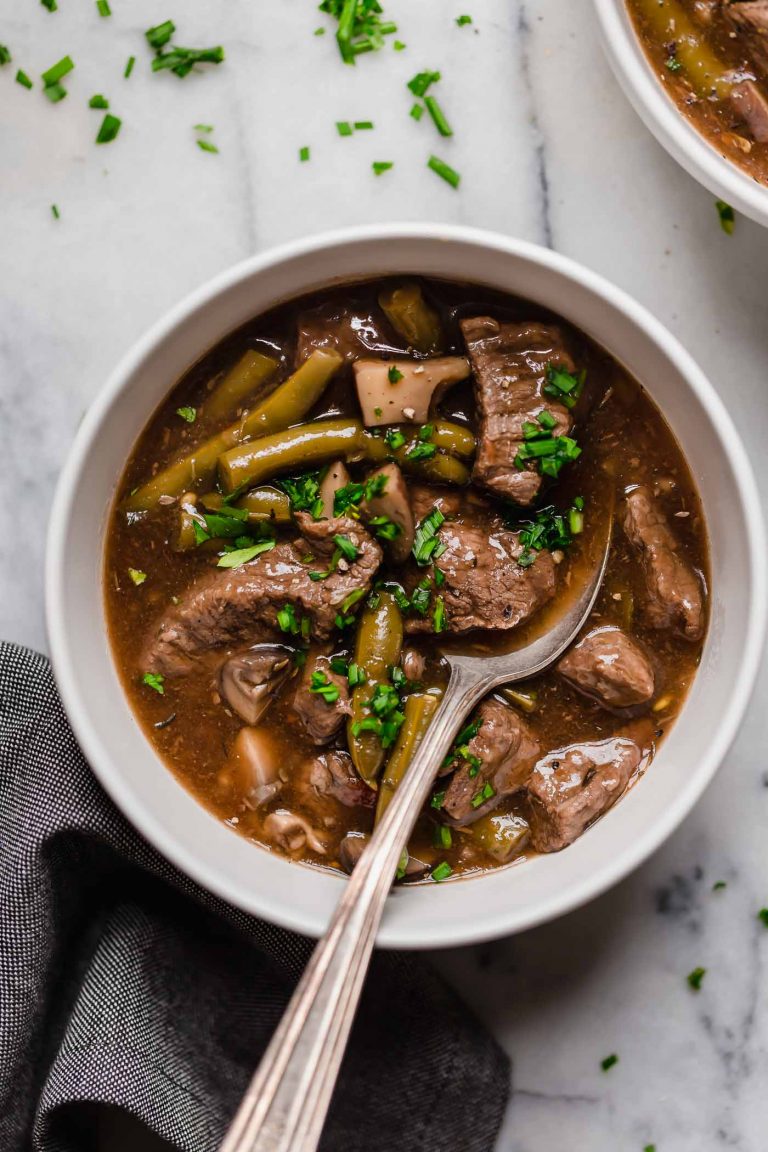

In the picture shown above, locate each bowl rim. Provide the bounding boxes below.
[45,223,767,948]
[592,0,768,228]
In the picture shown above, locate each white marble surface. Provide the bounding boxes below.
[2,1,768,1149]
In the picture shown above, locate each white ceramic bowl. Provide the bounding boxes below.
[46,224,766,949]
[593,0,768,228]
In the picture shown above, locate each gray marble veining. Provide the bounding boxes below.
[1,1,767,1149]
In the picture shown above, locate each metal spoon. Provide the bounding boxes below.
[220,509,613,1152]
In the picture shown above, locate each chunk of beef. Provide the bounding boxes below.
[296,302,406,365]
[404,486,556,635]
[145,515,382,676]
[460,317,575,506]
[308,751,375,809]
[294,651,351,745]
[443,698,540,825]
[526,737,642,852]
[557,626,655,711]
[218,644,294,725]
[725,2,768,76]
[729,79,768,142]
[623,486,703,641]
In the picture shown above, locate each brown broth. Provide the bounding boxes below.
[105,277,709,882]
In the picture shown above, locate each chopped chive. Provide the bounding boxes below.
[456,14,473,25]
[145,20,176,51]
[758,908,768,927]
[434,824,452,850]
[42,56,74,87]
[51,204,60,220]
[128,568,147,585]
[408,70,441,98]
[687,966,706,990]
[197,138,219,153]
[151,45,225,78]
[354,120,374,130]
[96,0,111,15]
[0,45,11,66]
[433,595,446,633]
[712,880,727,891]
[43,82,67,103]
[176,406,197,423]
[336,120,353,136]
[194,123,213,132]
[314,26,326,35]
[665,54,681,72]
[124,55,136,79]
[16,70,33,89]
[600,1053,618,1072]
[394,40,406,50]
[716,199,735,234]
[372,161,393,175]
[388,365,403,383]
[410,102,424,120]
[142,672,165,695]
[299,145,311,162]
[428,154,460,188]
[41,0,58,11]
[424,94,453,137]
[432,861,452,883]
[96,113,121,144]
[89,93,109,108]
[431,790,446,810]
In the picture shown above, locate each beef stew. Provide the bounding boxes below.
[105,278,708,883]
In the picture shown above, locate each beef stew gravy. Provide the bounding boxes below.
[627,0,768,184]
[105,278,708,882]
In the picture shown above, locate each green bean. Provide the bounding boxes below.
[375,691,441,823]
[219,420,367,494]
[470,812,530,862]
[123,349,342,511]
[363,432,471,485]
[499,686,539,714]
[347,592,403,787]
[220,417,472,495]
[204,349,280,422]
[200,487,292,523]
[379,283,444,354]
[632,0,732,98]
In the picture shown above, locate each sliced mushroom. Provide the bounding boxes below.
[263,809,328,856]
[353,356,470,427]
[318,459,351,519]
[226,726,282,808]
[360,463,415,563]
[219,645,294,725]
[401,647,426,683]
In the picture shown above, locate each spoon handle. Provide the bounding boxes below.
[219,661,490,1152]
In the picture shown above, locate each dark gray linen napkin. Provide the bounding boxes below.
[0,642,509,1152]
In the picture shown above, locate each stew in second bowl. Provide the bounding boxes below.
[105,276,709,884]
[627,0,768,185]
